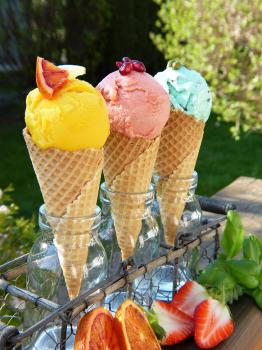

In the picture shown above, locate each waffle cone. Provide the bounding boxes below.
[155,110,205,245]
[23,129,103,299]
[103,132,160,260]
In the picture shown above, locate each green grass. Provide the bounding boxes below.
[196,118,262,196]
[0,121,42,218]
[0,116,261,218]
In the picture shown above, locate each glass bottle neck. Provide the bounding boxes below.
[187,184,197,200]
[38,205,102,239]
[153,171,198,202]
[100,183,155,219]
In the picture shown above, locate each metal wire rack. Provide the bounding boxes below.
[0,196,235,349]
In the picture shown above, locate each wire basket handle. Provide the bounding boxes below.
[198,196,236,215]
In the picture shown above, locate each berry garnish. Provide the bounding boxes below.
[36,57,69,99]
[115,57,146,75]
[116,61,123,68]
[132,60,146,72]
[122,57,131,62]
[119,62,133,75]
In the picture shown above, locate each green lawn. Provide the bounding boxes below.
[0,116,261,218]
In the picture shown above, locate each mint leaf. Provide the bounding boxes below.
[198,261,235,288]
[252,289,262,310]
[227,259,259,289]
[243,235,262,264]
[221,210,244,258]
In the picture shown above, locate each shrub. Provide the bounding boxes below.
[102,0,165,77]
[151,0,262,138]
[0,185,35,264]
[0,0,111,88]
[0,0,163,92]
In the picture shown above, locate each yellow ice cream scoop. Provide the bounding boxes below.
[25,78,110,151]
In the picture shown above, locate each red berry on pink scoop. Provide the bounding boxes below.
[116,61,123,69]
[119,62,133,75]
[122,57,131,62]
[116,57,146,75]
[132,60,146,72]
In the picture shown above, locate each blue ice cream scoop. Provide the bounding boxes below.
[154,62,212,122]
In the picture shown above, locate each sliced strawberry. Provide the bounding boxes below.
[172,280,208,318]
[36,56,69,99]
[194,298,234,349]
[150,300,194,346]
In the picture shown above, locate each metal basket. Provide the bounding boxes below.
[0,196,235,349]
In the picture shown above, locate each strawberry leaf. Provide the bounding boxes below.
[146,309,166,340]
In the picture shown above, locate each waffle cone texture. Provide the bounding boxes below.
[103,132,160,260]
[155,110,204,246]
[23,128,103,299]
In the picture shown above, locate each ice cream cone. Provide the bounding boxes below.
[103,132,160,260]
[155,110,204,246]
[97,61,170,259]
[23,128,103,299]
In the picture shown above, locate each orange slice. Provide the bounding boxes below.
[36,56,69,99]
[74,307,120,350]
[114,300,161,350]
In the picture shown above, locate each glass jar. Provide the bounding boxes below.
[152,171,202,301]
[99,182,160,274]
[100,182,160,311]
[151,178,164,244]
[24,205,107,331]
[153,171,202,245]
[177,171,202,245]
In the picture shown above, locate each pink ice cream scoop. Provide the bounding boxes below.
[97,59,170,139]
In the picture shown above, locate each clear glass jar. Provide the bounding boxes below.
[99,182,160,273]
[177,171,202,245]
[151,179,164,244]
[100,182,160,311]
[24,205,107,332]
[153,171,202,245]
[152,171,202,301]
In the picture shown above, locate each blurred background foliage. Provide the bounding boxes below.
[0,0,163,89]
[151,0,262,138]
[0,0,261,222]
[0,186,35,264]
[1,0,261,137]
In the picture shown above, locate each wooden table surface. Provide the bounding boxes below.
[167,176,262,350]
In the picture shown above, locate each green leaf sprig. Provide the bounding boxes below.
[198,210,262,310]
[220,210,244,258]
